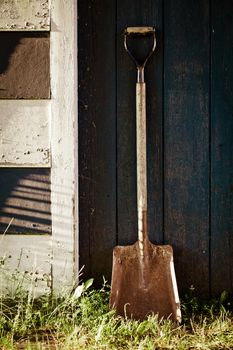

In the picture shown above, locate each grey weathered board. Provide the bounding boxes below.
[78,0,233,295]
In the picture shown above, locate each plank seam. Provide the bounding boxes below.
[209,0,212,297]
[115,0,119,246]
[162,0,165,244]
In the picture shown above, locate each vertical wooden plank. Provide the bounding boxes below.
[78,0,116,284]
[50,0,77,291]
[164,0,210,295]
[117,0,164,245]
[211,0,233,295]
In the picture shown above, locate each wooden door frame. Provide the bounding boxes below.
[50,0,78,291]
[0,0,78,294]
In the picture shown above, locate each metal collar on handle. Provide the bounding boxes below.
[124,26,156,82]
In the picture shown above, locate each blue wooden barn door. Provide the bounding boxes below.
[78,0,233,296]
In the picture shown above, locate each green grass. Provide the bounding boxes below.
[0,278,232,350]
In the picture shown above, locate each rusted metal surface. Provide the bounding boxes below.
[0,101,50,167]
[110,241,181,321]
[0,32,50,99]
[0,169,51,234]
[0,0,50,31]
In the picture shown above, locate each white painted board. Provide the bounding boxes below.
[0,101,51,167]
[0,235,52,295]
[0,0,50,31]
[50,0,78,292]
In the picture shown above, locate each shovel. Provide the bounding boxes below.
[110,27,181,322]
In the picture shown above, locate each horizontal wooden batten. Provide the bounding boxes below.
[0,0,50,31]
[0,101,51,167]
[0,235,52,294]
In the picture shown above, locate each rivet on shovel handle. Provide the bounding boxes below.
[110,26,181,323]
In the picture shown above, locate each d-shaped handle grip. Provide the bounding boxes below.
[124,26,156,72]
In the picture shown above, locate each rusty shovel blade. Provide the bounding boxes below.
[110,240,181,322]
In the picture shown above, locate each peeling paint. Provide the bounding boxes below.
[0,0,50,31]
[0,0,77,295]
[0,235,52,295]
[0,101,51,167]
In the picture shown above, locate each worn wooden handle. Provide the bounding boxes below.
[136,82,148,243]
[126,26,155,35]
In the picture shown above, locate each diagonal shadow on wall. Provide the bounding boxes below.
[0,32,50,99]
[0,169,51,234]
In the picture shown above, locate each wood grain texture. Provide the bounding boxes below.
[211,0,233,295]
[0,101,50,167]
[164,0,210,295]
[78,0,233,296]
[0,0,77,294]
[117,0,163,246]
[50,0,78,291]
[78,0,117,284]
[0,235,52,295]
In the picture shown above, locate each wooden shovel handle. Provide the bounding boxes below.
[136,82,148,243]
[126,26,155,35]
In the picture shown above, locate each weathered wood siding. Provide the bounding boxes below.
[0,0,77,294]
[78,0,233,296]
[210,0,233,295]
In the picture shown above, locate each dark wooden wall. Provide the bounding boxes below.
[78,0,233,296]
